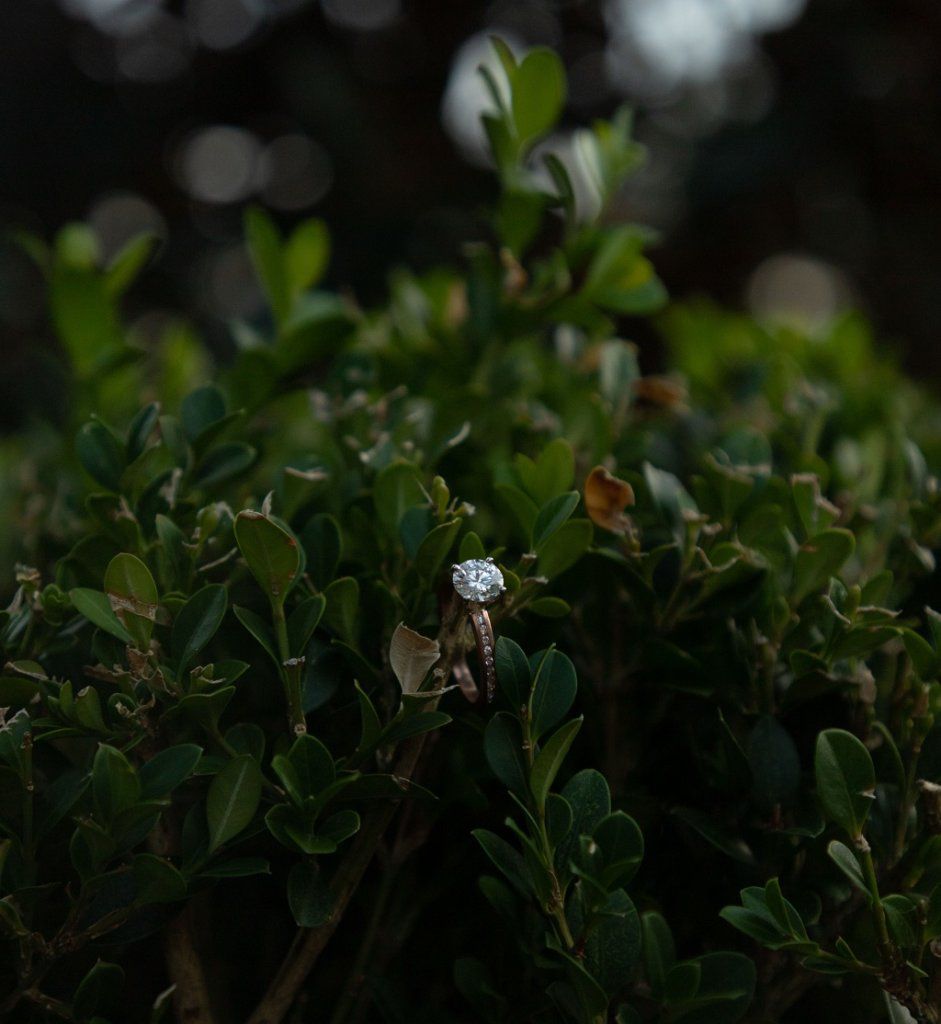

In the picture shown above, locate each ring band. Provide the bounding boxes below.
[468,604,496,702]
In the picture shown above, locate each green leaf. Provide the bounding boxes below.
[73,960,125,1021]
[532,491,580,549]
[92,744,140,822]
[235,510,301,610]
[76,419,126,491]
[287,595,326,656]
[580,889,641,996]
[495,484,539,544]
[472,829,531,897]
[511,47,566,146]
[105,230,158,295]
[172,584,228,675]
[199,857,270,879]
[826,840,870,899]
[104,553,158,651]
[132,853,187,904]
[415,519,461,580]
[747,715,800,812]
[556,769,611,881]
[529,648,577,740]
[139,744,202,800]
[459,531,486,562]
[319,808,360,845]
[594,811,644,888]
[207,755,263,853]
[814,729,875,840]
[323,577,359,645]
[286,733,335,796]
[484,713,530,798]
[666,952,756,1024]
[531,717,582,810]
[495,636,531,708]
[641,911,675,999]
[233,606,279,667]
[245,206,289,325]
[287,861,333,926]
[793,529,855,604]
[301,513,342,589]
[374,462,426,532]
[70,589,134,643]
[355,683,382,752]
[285,218,329,296]
[181,385,226,442]
[126,402,161,461]
[536,518,593,578]
[381,710,451,746]
[192,442,256,488]
[528,596,571,618]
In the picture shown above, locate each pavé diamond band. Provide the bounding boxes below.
[451,557,506,703]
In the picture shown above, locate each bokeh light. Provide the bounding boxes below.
[747,254,854,332]
[605,0,806,97]
[186,0,265,51]
[176,126,262,204]
[320,0,401,32]
[258,134,334,211]
[88,191,167,260]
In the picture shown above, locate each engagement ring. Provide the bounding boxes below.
[451,557,505,702]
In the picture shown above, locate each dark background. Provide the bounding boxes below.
[2,0,940,426]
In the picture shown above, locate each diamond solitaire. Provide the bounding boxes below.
[451,558,505,604]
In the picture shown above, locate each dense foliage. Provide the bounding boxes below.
[3,40,941,1024]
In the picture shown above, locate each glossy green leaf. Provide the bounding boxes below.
[76,419,125,490]
[494,636,531,708]
[531,716,582,810]
[287,595,326,656]
[814,729,875,840]
[287,861,332,926]
[235,510,300,610]
[484,712,529,798]
[172,583,227,675]
[73,960,125,1021]
[529,648,577,740]
[70,589,134,643]
[207,754,263,853]
[104,553,158,650]
[415,518,461,580]
[301,513,342,589]
[536,518,593,578]
[92,744,140,822]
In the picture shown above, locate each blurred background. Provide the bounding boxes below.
[2,0,940,430]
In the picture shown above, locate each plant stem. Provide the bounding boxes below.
[272,599,306,736]
[859,841,892,958]
[328,866,395,1024]
[522,705,574,949]
[246,596,468,1024]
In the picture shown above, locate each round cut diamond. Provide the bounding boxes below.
[452,558,504,602]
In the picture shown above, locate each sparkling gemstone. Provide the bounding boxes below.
[452,558,504,602]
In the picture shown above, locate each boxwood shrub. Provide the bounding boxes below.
[2,40,941,1024]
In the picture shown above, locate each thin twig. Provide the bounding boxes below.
[246,595,468,1024]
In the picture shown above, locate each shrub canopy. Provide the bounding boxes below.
[3,40,941,1024]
